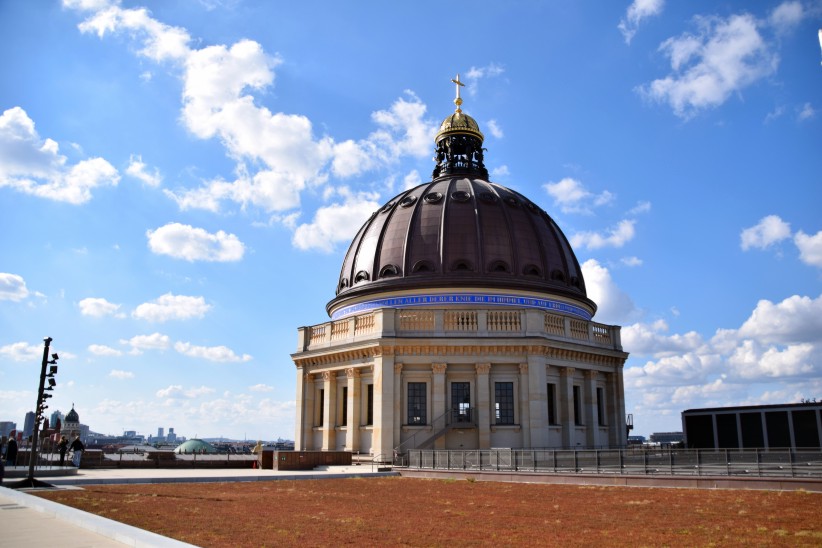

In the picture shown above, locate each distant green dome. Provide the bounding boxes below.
[173,438,217,454]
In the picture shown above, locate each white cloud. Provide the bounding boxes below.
[174,341,252,362]
[638,12,780,118]
[249,384,273,392]
[737,294,822,345]
[740,214,791,250]
[292,191,381,252]
[0,341,42,362]
[543,177,614,214]
[0,107,119,204]
[797,102,816,121]
[582,259,640,325]
[146,222,245,262]
[78,297,123,318]
[491,165,510,178]
[132,293,211,322]
[89,344,123,357]
[109,369,134,379]
[120,332,170,354]
[621,256,643,267]
[627,201,651,215]
[486,119,503,139]
[794,229,822,268]
[618,0,665,44]
[156,384,216,398]
[571,219,636,250]
[403,170,421,190]
[0,273,29,301]
[125,154,162,187]
[769,1,804,34]
[464,63,505,96]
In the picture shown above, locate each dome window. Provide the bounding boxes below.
[412,260,435,273]
[423,192,443,204]
[570,276,581,289]
[451,260,474,272]
[489,260,510,273]
[526,202,539,213]
[379,264,400,278]
[354,270,370,283]
[381,201,395,213]
[451,190,471,202]
[479,192,498,204]
[523,264,542,276]
[504,196,519,208]
[338,278,350,291]
[400,195,417,207]
[550,269,566,282]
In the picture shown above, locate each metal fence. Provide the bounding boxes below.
[399,447,822,478]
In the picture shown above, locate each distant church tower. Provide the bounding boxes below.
[291,77,629,457]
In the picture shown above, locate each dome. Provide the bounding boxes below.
[328,178,592,319]
[173,438,217,454]
[65,406,79,423]
[327,77,594,321]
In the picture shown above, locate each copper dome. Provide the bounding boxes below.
[327,86,594,320]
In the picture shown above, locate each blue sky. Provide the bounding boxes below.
[1,0,820,441]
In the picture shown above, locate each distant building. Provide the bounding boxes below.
[62,405,89,442]
[650,432,684,445]
[0,421,16,437]
[682,402,822,449]
[167,428,177,442]
[50,410,64,429]
[627,435,645,445]
[23,411,35,438]
[157,427,165,440]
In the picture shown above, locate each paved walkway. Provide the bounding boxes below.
[0,465,395,547]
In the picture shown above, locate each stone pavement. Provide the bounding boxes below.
[0,465,395,547]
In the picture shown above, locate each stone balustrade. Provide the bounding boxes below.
[297,308,622,352]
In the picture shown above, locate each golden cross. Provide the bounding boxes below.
[451,73,465,112]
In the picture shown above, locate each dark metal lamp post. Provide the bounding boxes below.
[10,337,59,489]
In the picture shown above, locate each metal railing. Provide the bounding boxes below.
[398,447,822,478]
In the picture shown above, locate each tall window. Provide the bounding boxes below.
[596,387,605,425]
[573,385,582,426]
[452,382,471,423]
[366,384,373,426]
[407,382,427,425]
[495,382,514,424]
[317,388,325,427]
[547,383,557,425]
[341,386,348,426]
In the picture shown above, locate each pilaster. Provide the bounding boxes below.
[559,367,575,448]
[372,348,395,458]
[321,371,336,450]
[432,363,447,449]
[345,368,361,452]
[518,363,531,447]
[476,363,491,449]
[584,370,597,447]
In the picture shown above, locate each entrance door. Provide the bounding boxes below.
[451,382,471,423]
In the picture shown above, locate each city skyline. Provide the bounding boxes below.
[1,1,821,440]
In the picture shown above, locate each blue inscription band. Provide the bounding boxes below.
[331,293,592,321]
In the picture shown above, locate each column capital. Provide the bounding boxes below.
[584,370,598,380]
[346,367,361,379]
[475,363,491,375]
[321,371,333,382]
[432,363,447,375]
[518,363,529,375]
[561,367,576,377]
[394,363,404,374]
[304,373,314,383]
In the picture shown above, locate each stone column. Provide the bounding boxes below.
[372,348,395,458]
[615,363,626,447]
[606,372,620,447]
[518,363,531,448]
[559,367,576,448]
[346,368,361,452]
[321,371,336,451]
[432,363,447,449]
[527,354,548,448]
[476,363,491,449]
[297,371,313,450]
[393,363,403,449]
[584,370,598,448]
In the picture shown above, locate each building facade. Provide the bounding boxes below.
[683,402,822,449]
[291,83,629,458]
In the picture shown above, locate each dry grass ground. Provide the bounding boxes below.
[35,477,822,547]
